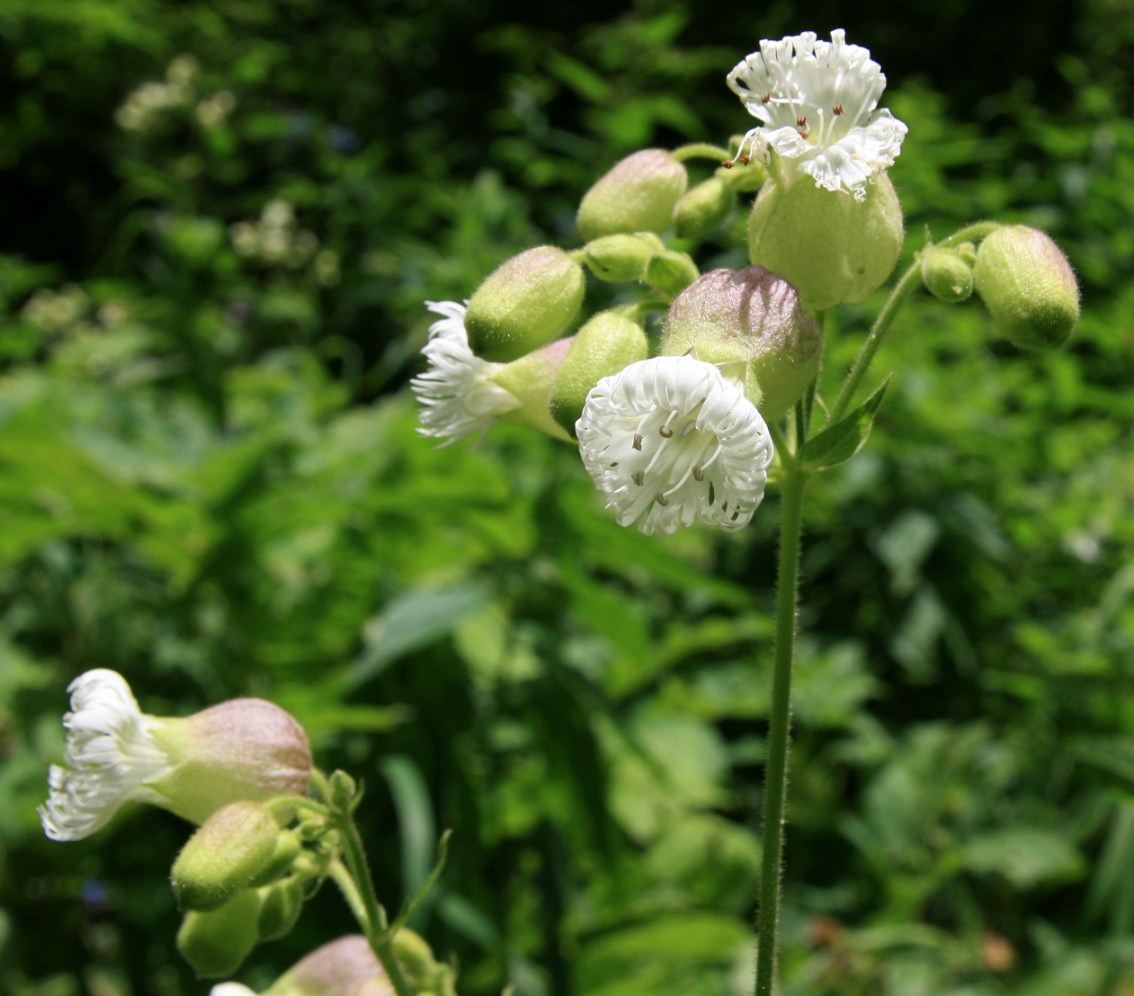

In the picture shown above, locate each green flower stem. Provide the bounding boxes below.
[335,810,417,996]
[754,460,809,996]
[827,221,1002,425]
[310,771,415,996]
[827,261,921,425]
[671,142,734,162]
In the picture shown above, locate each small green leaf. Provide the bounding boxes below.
[802,375,892,470]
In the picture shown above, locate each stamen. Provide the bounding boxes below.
[721,159,735,169]
[796,115,807,128]
[738,155,750,165]
[833,104,844,115]
[654,493,669,507]
[632,470,645,486]
[692,466,704,482]
[761,92,772,104]
[659,410,678,437]
[633,433,643,451]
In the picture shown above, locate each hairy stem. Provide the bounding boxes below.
[827,221,1002,424]
[754,462,809,996]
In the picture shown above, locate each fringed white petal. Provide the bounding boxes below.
[728,29,907,200]
[411,301,520,445]
[39,669,172,841]
[576,357,774,535]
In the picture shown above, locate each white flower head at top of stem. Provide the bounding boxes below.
[39,669,174,841]
[576,356,774,536]
[727,29,907,200]
[411,300,521,444]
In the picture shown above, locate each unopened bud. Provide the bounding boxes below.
[172,801,281,912]
[249,829,301,887]
[256,878,305,941]
[974,225,1079,349]
[661,266,822,419]
[674,177,735,239]
[577,150,688,241]
[582,233,663,282]
[265,935,384,996]
[747,173,904,311]
[921,246,974,303]
[392,929,455,995]
[464,247,585,362]
[151,698,312,826]
[177,890,262,978]
[645,250,699,297]
[550,312,649,435]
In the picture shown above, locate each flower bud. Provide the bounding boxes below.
[974,225,1079,349]
[674,177,735,239]
[264,935,389,996]
[549,312,649,436]
[747,173,904,311]
[576,149,688,241]
[256,878,305,941]
[490,336,575,441]
[920,246,974,303]
[661,266,822,419]
[248,828,301,887]
[644,250,700,297]
[392,929,456,996]
[177,889,262,978]
[582,233,664,282]
[151,698,313,826]
[172,801,281,912]
[464,246,585,362]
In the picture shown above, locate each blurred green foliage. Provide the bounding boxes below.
[1,1,1133,994]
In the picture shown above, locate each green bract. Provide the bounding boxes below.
[464,246,585,362]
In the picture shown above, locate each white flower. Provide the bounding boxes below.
[411,300,521,444]
[210,986,258,996]
[727,29,907,200]
[576,356,774,535]
[39,670,174,841]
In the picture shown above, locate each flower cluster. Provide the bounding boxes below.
[409,29,911,536]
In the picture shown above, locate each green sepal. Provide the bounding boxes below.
[801,376,892,470]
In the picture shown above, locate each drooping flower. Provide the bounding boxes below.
[727,29,907,200]
[40,670,312,842]
[39,670,174,841]
[411,300,521,444]
[576,356,774,535]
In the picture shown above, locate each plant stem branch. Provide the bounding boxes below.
[827,221,1002,425]
[755,463,808,996]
